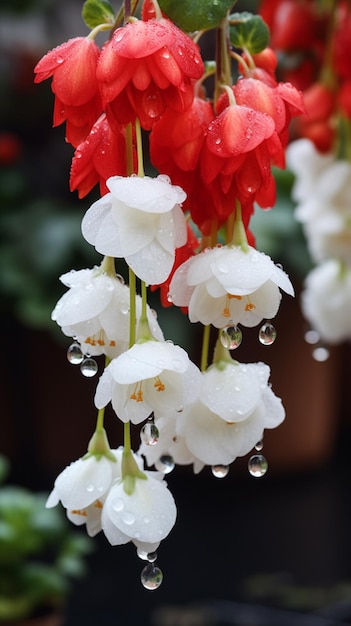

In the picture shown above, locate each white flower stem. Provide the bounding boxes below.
[137,280,153,341]
[231,200,249,252]
[129,267,137,348]
[125,122,134,175]
[200,324,211,372]
[135,117,145,178]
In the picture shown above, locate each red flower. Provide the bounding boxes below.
[150,96,214,193]
[200,103,277,213]
[70,115,129,199]
[34,37,101,147]
[96,18,204,130]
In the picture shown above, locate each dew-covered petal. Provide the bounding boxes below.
[201,363,261,422]
[109,341,189,384]
[103,473,176,543]
[54,456,114,510]
[81,194,113,245]
[106,174,186,213]
[126,237,174,284]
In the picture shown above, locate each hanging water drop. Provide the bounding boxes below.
[258,322,277,345]
[312,346,330,362]
[211,464,229,478]
[80,357,98,377]
[304,329,320,345]
[155,455,175,474]
[141,563,163,590]
[67,342,84,365]
[137,548,149,561]
[255,440,264,452]
[248,454,268,478]
[147,551,158,563]
[140,420,159,446]
[220,325,242,350]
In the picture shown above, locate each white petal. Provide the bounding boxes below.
[110,342,189,384]
[54,456,113,510]
[81,194,113,245]
[201,363,261,422]
[94,209,124,257]
[94,366,115,409]
[107,175,186,213]
[101,504,131,545]
[104,474,176,543]
[126,238,174,284]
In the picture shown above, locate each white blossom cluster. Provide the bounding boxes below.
[287,139,351,344]
[49,174,292,580]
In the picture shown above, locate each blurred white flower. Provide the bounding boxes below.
[177,362,285,466]
[301,259,351,344]
[286,138,334,203]
[95,339,201,424]
[52,265,163,358]
[81,174,187,284]
[169,244,293,328]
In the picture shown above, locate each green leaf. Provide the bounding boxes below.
[158,0,235,32]
[229,12,270,54]
[82,0,115,29]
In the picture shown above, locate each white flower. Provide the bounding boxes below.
[139,414,205,474]
[46,450,120,537]
[292,158,351,264]
[286,138,334,203]
[81,175,187,284]
[169,245,294,328]
[301,259,351,344]
[52,266,163,358]
[177,362,285,466]
[101,470,176,547]
[95,339,201,424]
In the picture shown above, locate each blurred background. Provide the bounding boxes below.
[1,0,351,624]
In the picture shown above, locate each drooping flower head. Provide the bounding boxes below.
[34,37,102,147]
[169,244,294,328]
[96,18,204,130]
[52,262,164,358]
[81,174,187,284]
[95,339,201,424]
[177,359,285,466]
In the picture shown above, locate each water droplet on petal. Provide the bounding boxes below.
[112,498,124,512]
[258,322,277,345]
[122,511,135,525]
[141,563,163,590]
[248,454,268,478]
[255,440,264,452]
[220,325,242,350]
[211,464,229,478]
[86,484,95,492]
[119,301,129,314]
[80,358,98,377]
[116,273,125,284]
[312,346,330,362]
[155,455,175,474]
[67,342,84,365]
[140,421,159,446]
[147,551,158,563]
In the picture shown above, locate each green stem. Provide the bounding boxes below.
[230,200,249,251]
[125,123,134,176]
[96,407,105,432]
[100,255,116,276]
[214,18,232,105]
[135,118,145,177]
[129,267,137,348]
[88,23,113,40]
[124,420,131,454]
[200,324,211,372]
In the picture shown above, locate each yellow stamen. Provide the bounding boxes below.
[223,294,243,317]
[94,500,103,509]
[71,509,87,516]
[130,381,143,402]
[154,376,165,392]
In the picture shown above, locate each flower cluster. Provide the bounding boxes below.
[262,0,351,347]
[34,0,299,588]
